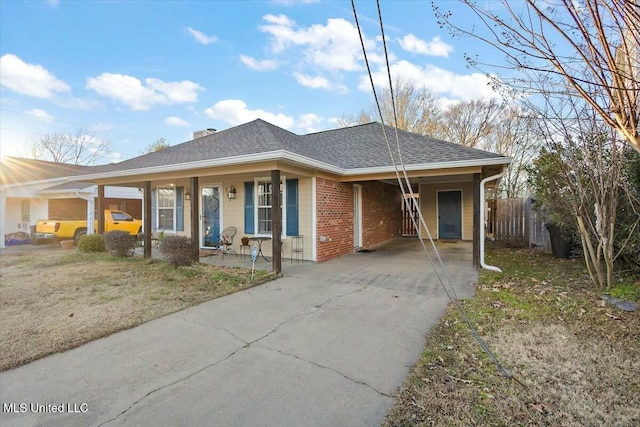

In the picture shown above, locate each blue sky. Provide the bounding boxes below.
[0,0,496,164]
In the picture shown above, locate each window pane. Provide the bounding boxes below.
[258,181,271,207]
[157,188,175,230]
[258,207,271,234]
[158,188,175,208]
[158,209,174,230]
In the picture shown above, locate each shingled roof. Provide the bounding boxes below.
[4,119,510,184]
[82,119,508,177]
[0,157,92,185]
[303,122,505,169]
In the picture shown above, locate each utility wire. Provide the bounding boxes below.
[351,0,513,380]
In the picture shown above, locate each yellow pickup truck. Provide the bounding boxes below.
[33,210,143,244]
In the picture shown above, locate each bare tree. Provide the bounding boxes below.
[435,0,640,153]
[440,99,503,149]
[141,138,170,154]
[530,96,639,289]
[489,106,541,198]
[334,111,371,128]
[359,79,444,137]
[30,130,109,165]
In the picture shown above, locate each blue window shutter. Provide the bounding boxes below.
[176,187,184,231]
[151,189,157,230]
[286,179,298,236]
[244,182,254,234]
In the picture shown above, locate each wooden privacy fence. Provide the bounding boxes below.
[486,197,551,250]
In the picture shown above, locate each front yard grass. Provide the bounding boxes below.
[385,248,640,427]
[0,247,275,371]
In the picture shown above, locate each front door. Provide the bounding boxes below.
[438,190,462,239]
[201,186,221,248]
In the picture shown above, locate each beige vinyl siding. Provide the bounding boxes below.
[150,174,313,259]
[419,181,474,240]
[221,175,312,260]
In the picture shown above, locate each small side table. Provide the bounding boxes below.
[239,244,250,259]
[249,236,271,261]
[291,235,303,264]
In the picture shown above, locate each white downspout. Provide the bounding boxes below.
[480,171,506,272]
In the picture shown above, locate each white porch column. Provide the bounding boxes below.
[0,194,6,249]
[86,197,95,235]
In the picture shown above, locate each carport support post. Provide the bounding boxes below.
[271,169,282,274]
[97,185,105,234]
[143,181,152,259]
[189,177,199,263]
[473,173,481,268]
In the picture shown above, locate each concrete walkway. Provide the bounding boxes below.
[0,238,477,427]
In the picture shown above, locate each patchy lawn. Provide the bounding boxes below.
[385,249,640,427]
[0,246,275,371]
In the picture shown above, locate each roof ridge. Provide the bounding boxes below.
[303,121,379,136]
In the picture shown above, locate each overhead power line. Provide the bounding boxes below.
[350,0,514,381]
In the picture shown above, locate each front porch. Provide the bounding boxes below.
[138,237,476,294]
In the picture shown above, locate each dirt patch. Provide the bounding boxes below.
[0,247,275,371]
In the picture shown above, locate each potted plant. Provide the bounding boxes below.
[241,236,249,246]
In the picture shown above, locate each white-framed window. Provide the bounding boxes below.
[157,188,176,231]
[255,177,286,237]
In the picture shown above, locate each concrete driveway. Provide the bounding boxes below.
[0,238,476,427]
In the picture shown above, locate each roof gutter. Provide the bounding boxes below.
[343,157,511,176]
[71,153,512,183]
[480,170,506,272]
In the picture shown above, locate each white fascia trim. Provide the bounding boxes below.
[72,151,344,181]
[52,153,511,182]
[281,151,345,174]
[342,157,512,176]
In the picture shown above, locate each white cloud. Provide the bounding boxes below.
[104,151,123,164]
[293,72,330,89]
[293,72,347,93]
[145,78,202,103]
[26,108,53,122]
[204,99,295,129]
[259,15,375,72]
[165,116,190,127]
[398,34,453,57]
[263,13,296,27]
[297,113,323,132]
[186,27,217,44]
[0,54,70,98]
[46,0,59,6]
[86,73,204,110]
[359,60,499,101]
[239,55,279,71]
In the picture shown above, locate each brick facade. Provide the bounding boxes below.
[48,198,87,220]
[361,181,402,247]
[316,178,354,262]
[315,178,403,262]
[48,198,142,220]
